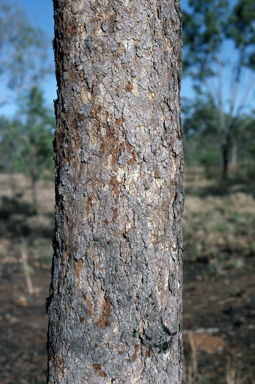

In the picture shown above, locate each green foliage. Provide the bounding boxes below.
[0,0,52,106]
[183,0,228,79]
[242,114,255,177]
[227,0,255,56]
[199,150,221,179]
[183,0,255,78]
[183,0,255,177]
[182,95,219,138]
[0,87,55,181]
[16,87,54,177]
[182,95,221,172]
[182,95,255,176]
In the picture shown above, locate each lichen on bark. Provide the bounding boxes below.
[47,0,184,383]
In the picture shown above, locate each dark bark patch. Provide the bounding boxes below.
[73,131,81,148]
[131,344,140,361]
[92,363,107,377]
[65,22,76,37]
[65,141,72,163]
[86,193,95,215]
[69,72,76,84]
[127,143,137,166]
[157,340,172,353]
[111,207,118,222]
[91,104,102,122]
[54,355,64,381]
[95,296,111,329]
[145,345,152,358]
[76,112,86,123]
[119,141,125,152]
[154,166,162,178]
[125,82,133,92]
[75,259,83,278]
[83,295,93,318]
[54,123,64,150]
[128,155,136,166]
[127,143,136,159]
[80,316,85,323]
[110,175,121,199]
[112,139,121,162]
[115,118,124,126]
[54,355,63,368]
[104,11,116,32]
[92,363,101,371]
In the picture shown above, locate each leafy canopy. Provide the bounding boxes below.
[0,87,55,179]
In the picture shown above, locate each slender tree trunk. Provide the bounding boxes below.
[29,142,38,214]
[231,144,237,166]
[47,1,184,383]
[31,173,37,214]
[222,128,232,179]
[222,141,228,180]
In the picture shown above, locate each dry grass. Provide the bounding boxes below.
[2,169,254,271]
[0,173,54,268]
[0,170,254,383]
[225,364,248,384]
[183,168,255,272]
[0,173,54,214]
[183,333,250,384]
[183,333,200,384]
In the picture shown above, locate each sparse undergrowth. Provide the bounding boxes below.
[184,167,255,271]
[0,170,255,383]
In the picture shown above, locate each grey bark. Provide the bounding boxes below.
[47,0,184,383]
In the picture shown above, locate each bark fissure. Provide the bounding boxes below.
[47,0,183,383]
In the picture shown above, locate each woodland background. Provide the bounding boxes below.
[0,0,254,383]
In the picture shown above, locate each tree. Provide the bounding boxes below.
[47,1,184,383]
[183,0,255,178]
[182,94,255,177]
[0,0,52,107]
[182,94,220,173]
[0,87,55,212]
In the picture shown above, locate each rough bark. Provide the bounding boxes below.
[47,0,184,383]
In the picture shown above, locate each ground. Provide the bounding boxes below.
[0,169,254,384]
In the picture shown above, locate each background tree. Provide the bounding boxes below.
[0,87,55,213]
[0,0,52,107]
[182,94,220,176]
[183,0,255,178]
[47,0,184,383]
[182,93,255,178]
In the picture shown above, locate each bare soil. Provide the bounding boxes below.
[0,170,254,383]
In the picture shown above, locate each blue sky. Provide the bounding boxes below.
[2,0,250,118]
[1,0,195,117]
[1,0,55,116]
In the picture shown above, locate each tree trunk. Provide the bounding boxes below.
[31,173,37,215]
[47,1,184,383]
[222,131,231,179]
[222,141,228,180]
[231,144,237,166]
